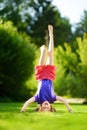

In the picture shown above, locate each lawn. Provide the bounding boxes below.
[0,102,87,130]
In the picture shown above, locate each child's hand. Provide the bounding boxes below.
[20,109,25,112]
[68,109,73,113]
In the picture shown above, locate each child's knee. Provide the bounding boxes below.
[47,50,53,56]
[40,45,47,54]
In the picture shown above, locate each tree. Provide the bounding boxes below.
[74,10,87,38]
[0,0,72,47]
[54,34,87,100]
[0,0,32,31]
[27,0,72,47]
[54,43,78,96]
[75,34,87,99]
[0,21,36,101]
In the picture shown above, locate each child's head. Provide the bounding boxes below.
[35,101,56,112]
[41,101,51,112]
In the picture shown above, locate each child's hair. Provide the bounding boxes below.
[34,104,56,112]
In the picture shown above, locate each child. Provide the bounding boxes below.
[21,25,72,113]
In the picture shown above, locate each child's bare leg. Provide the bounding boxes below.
[46,25,54,65]
[39,45,47,65]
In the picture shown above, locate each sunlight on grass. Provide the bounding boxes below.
[0,103,87,130]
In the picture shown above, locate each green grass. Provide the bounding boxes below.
[0,102,87,130]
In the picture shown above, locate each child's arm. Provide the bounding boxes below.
[20,96,35,112]
[56,96,72,113]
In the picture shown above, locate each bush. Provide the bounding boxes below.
[0,21,36,101]
[54,34,87,100]
[54,43,79,96]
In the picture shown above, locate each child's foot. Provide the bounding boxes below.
[20,110,25,112]
[48,25,53,36]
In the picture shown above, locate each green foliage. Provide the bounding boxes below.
[28,0,72,46]
[54,49,67,95]
[75,33,87,98]
[66,34,87,98]
[77,33,87,65]
[54,44,78,96]
[25,48,41,96]
[0,21,36,101]
[74,10,87,38]
[54,34,87,99]
[0,0,72,47]
[0,0,31,31]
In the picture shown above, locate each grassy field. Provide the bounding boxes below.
[0,102,87,130]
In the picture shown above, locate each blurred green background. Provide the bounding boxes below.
[0,0,87,102]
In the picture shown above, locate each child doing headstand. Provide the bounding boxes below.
[21,25,72,113]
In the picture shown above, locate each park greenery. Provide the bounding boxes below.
[0,0,87,102]
[0,21,36,101]
[54,34,87,99]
